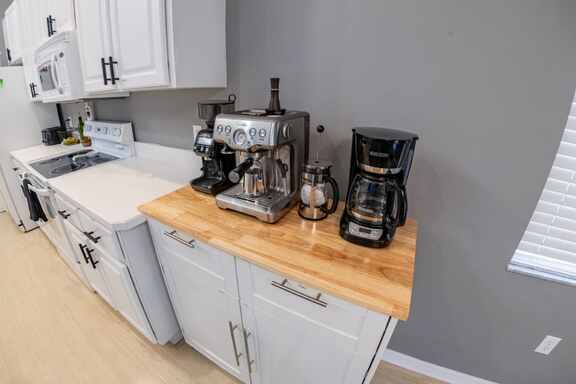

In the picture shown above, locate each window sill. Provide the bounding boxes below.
[508,252,576,287]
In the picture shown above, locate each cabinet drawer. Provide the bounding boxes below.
[149,220,238,298]
[237,260,368,338]
[76,209,123,262]
[54,194,83,230]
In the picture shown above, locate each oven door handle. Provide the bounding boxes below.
[27,184,51,198]
[27,184,56,220]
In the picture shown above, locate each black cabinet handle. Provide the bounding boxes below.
[47,15,56,37]
[58,210,71,219]
[29,83,38,98]
[6,48,11,62]
[83,231,101,244]
[86,248,99,269]
[101,57,110,85]
[78,244,90,264]
[108,56,119,85]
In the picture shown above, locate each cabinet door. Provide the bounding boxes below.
[48,0,75,34]
[156,244,250,382]
[108,0,169,90]
[69,228,112,304]
[237,260,388,384]
[23,52,42,101]
[4,1,23,64]
[99,251,155,341]
[18,0,44,52]
[75,0,117,93]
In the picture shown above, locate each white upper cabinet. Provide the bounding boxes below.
[24,0,76,49]
[46,0,76,36]
[75,0,116,93]
[75,0,226,94]
[3,1,24,65]
[108,0,170,90]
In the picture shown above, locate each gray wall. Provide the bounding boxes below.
[0,0,10,66]
[33,1,576,383]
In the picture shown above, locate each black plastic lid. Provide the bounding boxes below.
[354,127,419,141]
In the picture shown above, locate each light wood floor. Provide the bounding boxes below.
[0,213,443,384]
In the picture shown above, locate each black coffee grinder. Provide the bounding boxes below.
[191,95,237,195]
[340,127,418,248]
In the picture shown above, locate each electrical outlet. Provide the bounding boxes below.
[535,335,562,355]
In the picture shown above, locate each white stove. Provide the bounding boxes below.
[29,121,135,179]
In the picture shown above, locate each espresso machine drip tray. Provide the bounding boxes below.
[217,185,296,223]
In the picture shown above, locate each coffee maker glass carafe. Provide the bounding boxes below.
[340,127,418,248]
[299,160,339,221]
[347,175,405,226]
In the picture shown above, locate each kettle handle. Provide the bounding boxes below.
[326,176,340,214]
[394,185,408,227]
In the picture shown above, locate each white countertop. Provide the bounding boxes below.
[14,142,201,232]
[11,144,86,165]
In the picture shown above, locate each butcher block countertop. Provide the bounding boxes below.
[139,186,418,320]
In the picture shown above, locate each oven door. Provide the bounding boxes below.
[21,175,65,250]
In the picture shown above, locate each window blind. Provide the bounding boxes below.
[509,97,576,285]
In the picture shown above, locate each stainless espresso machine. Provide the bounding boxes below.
[213,111,310,223]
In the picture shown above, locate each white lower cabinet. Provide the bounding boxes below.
[67,221,155,341]
[149,220,393,384]
[99,252,155,340]
[69,226,112,304]
[153,227,249,382]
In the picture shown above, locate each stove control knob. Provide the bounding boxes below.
[249,128,257,137]
[282,124,292,138]
[216,125,224,133]
[225,126,232,134]
[259,128,267,138]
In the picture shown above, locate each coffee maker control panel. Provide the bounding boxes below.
[214,112,298,152]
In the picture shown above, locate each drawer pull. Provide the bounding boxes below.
[164,230,196,248]
[83,231,102,244]
[58,210,71,219]
[271,279,328,308]
[228,321,243,367]
[243,329,255,374]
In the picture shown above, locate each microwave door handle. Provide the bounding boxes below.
[50,54,61,90]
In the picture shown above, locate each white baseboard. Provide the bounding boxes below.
[382,349,499,384]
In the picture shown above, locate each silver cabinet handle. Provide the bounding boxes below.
[164,230,196,248]
[228,322,243,367]
[271,279,328,308]
[243,329,255,375]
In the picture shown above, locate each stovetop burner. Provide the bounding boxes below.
[30,150,119,179]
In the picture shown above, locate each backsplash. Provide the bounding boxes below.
[61,89,232,150]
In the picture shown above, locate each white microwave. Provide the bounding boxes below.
[35,31,85,103]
